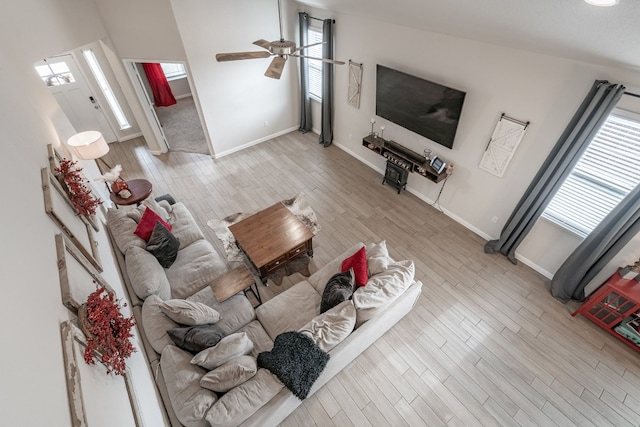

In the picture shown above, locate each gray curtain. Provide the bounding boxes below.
[484,80,625,263]
[550,184,640,302]
[318,19,334,147]
[298,12,312,133]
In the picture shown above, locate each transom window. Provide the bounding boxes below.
[307,27,323,101]
[35,62,76,87]
[542,109,640,237]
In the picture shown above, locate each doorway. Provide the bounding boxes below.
[126,60,211,155]
[35,54,118,142]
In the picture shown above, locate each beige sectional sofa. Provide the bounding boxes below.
[106,199,423,427]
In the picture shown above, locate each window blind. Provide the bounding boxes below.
[543,111,640,237]
[307,27,323,100]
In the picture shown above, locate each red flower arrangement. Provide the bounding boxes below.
[55,159,102,218]
[82,287,136,376]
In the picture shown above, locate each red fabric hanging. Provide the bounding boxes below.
[142,63,176,107]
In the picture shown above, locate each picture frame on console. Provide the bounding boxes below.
[60,320,143,427]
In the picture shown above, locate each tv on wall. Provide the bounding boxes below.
[375,64,466,149]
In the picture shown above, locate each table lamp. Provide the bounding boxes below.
[67,130,111,173]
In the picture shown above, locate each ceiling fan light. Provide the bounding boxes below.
[584,0,619,6]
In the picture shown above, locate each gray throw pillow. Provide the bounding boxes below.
[167,324,226,353]
[320,268,355,313]
[146,221,180,268]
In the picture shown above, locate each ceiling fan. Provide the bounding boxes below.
[215,0,345,80]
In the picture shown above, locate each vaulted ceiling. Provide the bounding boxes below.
[296,0,640,70]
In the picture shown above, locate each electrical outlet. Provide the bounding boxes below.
[264,121,269,127]
[491,216,499,224]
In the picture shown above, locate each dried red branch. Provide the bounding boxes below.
[55,159,102,218]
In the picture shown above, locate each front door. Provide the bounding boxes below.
[35,54,117,142]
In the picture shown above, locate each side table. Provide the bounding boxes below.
[110,179,153,207]
[209,264,262,307]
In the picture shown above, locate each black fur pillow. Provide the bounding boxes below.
[320,268,355,313]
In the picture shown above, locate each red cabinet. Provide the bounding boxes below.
[573,270,640,352]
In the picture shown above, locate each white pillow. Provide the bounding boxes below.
[199,355,257,393]
[191,332,254,370]
[353,259,415,310]
[367,240,394,276]
[299,300,356,352]
[159,299,221,326]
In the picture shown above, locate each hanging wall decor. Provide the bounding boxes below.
[479,113,530,177]
[347,60,363,108]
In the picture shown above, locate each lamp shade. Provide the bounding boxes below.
[68,131,109,160]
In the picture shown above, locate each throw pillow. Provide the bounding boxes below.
[191,332,254,370]
[146,221,180,268]
[341,246,368,287]
[367,240,393,276]
[257,331,330,400]
[320,268,356,314]
[159,299,221,326]
[167,324,226,353]
[134,207,172,241]
[299,300,356,352]
[199,355,257,393]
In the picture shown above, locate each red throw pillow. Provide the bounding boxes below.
[134,207,172,241]
[341,246,368,287]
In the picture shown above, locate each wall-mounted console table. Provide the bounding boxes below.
[362,135,447,185]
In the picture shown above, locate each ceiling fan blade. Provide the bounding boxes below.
[290,54,346,65]
[253,39,272,50]
[264,56,286,79]
[215,51,272,62]
[295,41,325,52]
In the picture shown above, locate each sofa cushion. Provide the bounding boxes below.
[138,197,171,222]
[106,208,146,255]
[366,240,393,276]
[341,246,368,287]
[235,320,274,357]
[147,221,180,268]
[125,246,171,300]
[320,269,356,314]
[135,207,172,241]
[256,280,321,341]
[159,299,221,326]
[191,332,254,370]
[167,324,226,353]
[352,259,415,327]
[199,356,257,393]
[166,239,228,300]
[142,295,180,354]
[205,369,283,427]
[300,300,356,352]
[188,287,256,336]
[169,202,207,249]
[161,345,218,427]
[308,243,365,295]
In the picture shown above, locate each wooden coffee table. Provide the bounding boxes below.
[229,202,314,284]
[209,264,261,306]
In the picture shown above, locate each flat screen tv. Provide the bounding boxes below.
[376,65,466,149]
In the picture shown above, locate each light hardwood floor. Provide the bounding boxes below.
[104,132,640,426]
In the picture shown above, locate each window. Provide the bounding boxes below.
[82,49,131,130]
[542,109,640,237]
[160,63,187,81]
[34,62,76,87]
[307,27,323,100]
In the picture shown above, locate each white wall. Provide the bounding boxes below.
[0,1,164,425]
[298,5,640,284]
[170,0,300,156]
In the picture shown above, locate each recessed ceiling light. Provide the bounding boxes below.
[585,0,619,6]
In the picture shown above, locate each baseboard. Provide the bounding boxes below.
[118,132,143,142]
[213,126,299,158]
[332,138,553,279]
[175,93,192,100]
